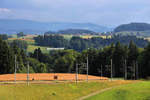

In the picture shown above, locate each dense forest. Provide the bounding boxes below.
[34,35,68,48]
[34,34,148,51]
[1,35,150,79]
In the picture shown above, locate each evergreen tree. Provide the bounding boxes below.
[127,41,139,79]
[0,38,14,74]
[113,42,126,77]
[140,43,150,78]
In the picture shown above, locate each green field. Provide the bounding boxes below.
[85,81,150,100]
[0,80,135,100]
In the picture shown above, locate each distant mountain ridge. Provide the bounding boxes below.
[0,19,111,34]
[59,29,96,34]
[45,29,96,35]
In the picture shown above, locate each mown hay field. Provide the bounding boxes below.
[0,73,108,81]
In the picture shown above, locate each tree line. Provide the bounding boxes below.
[34,34,148,52]
[1,35,150,79]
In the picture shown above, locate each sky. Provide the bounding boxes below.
[0,0,150,27]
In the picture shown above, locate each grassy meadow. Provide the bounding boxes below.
[27,45,49,53]
[85,81,150,100]
[0,80,136,100]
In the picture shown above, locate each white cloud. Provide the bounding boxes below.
[1,0,150,26]
[0,8,11,13]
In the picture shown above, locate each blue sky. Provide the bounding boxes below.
[0,0,150,27]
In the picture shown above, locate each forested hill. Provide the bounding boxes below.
[114,23,150,32]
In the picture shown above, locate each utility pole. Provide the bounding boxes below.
[125,59,127,80]
[14,55,17,83]
[87,55,89,82]
[111,59,113,81]
[101,65,103,77]
[76,64,78,84]
[27,62,29,85]
[136,61,138,80]
[134,61,136,80]
[133,61,136,80]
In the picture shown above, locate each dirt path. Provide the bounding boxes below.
[76,86,118,100]
[77,80,140,100]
